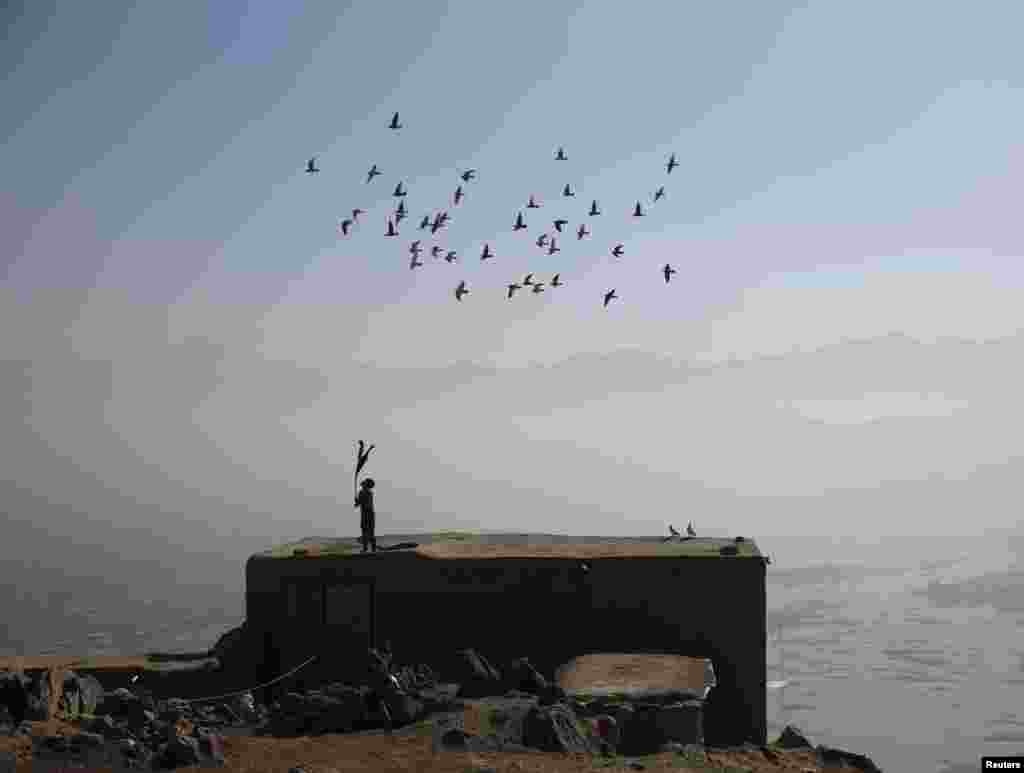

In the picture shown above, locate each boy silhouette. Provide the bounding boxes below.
[354,478,377,552]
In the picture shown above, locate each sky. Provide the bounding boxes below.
[3,0,1024,588]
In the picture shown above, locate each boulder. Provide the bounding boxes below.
[776,724,813,749]
[63,671,104,716]
[816,744,883,772]
[505,657,548,693]
[157,735,201,769]
[24,671,51,721]
[0,671,29,725]
[442,649,503,698]
[521,703,594,754]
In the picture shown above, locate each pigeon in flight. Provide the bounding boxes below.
[666,153,679,174]
[562,183,575,198]
[654,186,666,202]
[513,212,527,231]
[393,181,407,197]
[551,273,562,287]
[460,169,477,182]
[663,263,676,283]
[339,218,353,236]
[522,273,534,285]
[352,208,365,222]
[547,238,560,255]
[686,522,696,537]
[409,254,423,270]
[603,289,618,308]
[555,147,567,161]
[439,211,451,224]
[366,164,381,183]
[506,283,521,299]
[532,282,545,294]
[669,524,681,538]
[536,233,549,248]
[611,243,624,258]
[431,245,443,259]
[305,157,320,174]
[430,218,444,235]
[455,280,469,301]
[527,195,540,209]
[589,200,601,216]
[480,243,494,261]
[454,185,464,206]
[419,214,431,230]
[389,112,402,130]
[553,219,568,233]
[386,218,398,237]
[576,223,589,241]
[409,240,423,255]
[633,201,645,217]
[444,250,458,263]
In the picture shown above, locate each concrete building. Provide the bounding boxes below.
[244,532,768,745]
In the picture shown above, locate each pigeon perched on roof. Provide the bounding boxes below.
[547,238,560,255]
[550,273,562,287]
[480,243,493,261]
[576,223,589,240]
[460,169,477,182]
[553,219,568,233]
[454,280,469,301]
[454,185,464,206]
[339,218,353,236]
[522,273,534,285]
[506,283,521,299]
[386,218,398,237]
[633,201,644,217]
[388,112,402,130]
[536,233,549,248]
[589,200,600,216]
[527,195,540,209]
[611,244,624,258]
[532,282,545,294]
[686,522,696,537]
[663,263,676,283]
[555,146,567,161]
[366,164,381,183]
[654,186,666,202]
[669,524,680,537]
[305,157,319,174]
[513,212,527,231]
[393,181,407,197]
[562,183,575,197]
[603,289,617,308]
[666,153,678,174]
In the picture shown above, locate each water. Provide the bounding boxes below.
[760,533,1024,773]
[3,532,1023,772]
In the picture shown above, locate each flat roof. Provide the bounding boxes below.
[254,532,763,560]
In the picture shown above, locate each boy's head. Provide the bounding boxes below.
[361,478,375,489]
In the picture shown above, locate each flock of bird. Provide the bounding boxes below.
[308,112,681,307]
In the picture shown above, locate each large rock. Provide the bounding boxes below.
[776,724,813,749]
[816,744,884,772]
[521,703,594,754]
[57,670,104,719]
[442,649,503,698]
[0,671,29,725]
[24,671,51,721]
[505,657,548,693]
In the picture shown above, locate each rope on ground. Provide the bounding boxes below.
[177,654,319,704]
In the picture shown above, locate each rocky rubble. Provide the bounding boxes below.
[3,642,885,771]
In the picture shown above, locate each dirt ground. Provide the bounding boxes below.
[556,654,708,693]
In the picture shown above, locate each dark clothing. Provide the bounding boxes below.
[355,489,376,552]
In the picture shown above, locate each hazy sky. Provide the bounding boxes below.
[4,0,1024,580]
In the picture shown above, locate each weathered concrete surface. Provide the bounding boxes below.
[245,533,767,746]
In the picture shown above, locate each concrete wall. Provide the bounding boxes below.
[245,552,766,745]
